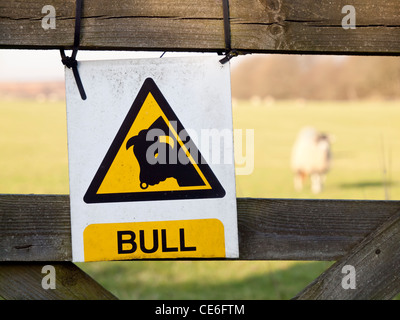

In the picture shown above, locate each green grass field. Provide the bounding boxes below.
[1,98,399,299]
[234,99,400,200]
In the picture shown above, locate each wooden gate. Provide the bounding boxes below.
[1,0,400,300]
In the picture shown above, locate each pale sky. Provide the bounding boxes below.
[0,49,244,82]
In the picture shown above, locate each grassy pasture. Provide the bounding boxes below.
[0,100,69,194]
[1,98,399,299]
[234,99,400,201]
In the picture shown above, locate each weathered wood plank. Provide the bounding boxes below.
[1,194,400,261]
[237,198,400,260]
[294,209,400,300]
[0,194,71,261]
[0,262,117,299]
[1,0,400,55]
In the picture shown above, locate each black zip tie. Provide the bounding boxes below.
[220,0,235,64]
[219,0,248,64]
[60,0,86,100]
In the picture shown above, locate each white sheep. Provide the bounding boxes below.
[291,127,332,193]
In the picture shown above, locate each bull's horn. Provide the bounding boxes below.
[159,135,175,149]
[126,136,137,150]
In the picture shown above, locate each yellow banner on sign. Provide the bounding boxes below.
[83,219,226,261]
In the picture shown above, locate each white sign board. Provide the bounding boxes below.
[65,56,238,261]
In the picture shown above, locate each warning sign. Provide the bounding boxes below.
[84,78,225,203]
[65,56,238,261]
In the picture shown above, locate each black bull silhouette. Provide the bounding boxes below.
[125,116,205,190]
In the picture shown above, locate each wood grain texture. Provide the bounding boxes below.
[294,209,400,299]
[1,194,400,261]
[0,262,117,299]
[237,198,400,260]
[0,194,71,261]
[1,0,400,54]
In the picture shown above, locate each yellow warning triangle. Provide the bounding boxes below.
[84,78,225,203]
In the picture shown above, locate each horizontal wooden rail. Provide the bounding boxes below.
[2,0,400,55]
[1,194,399,261]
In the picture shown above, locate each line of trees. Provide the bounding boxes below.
[231,55,400,100]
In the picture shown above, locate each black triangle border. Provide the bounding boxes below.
[83,77,226,204]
